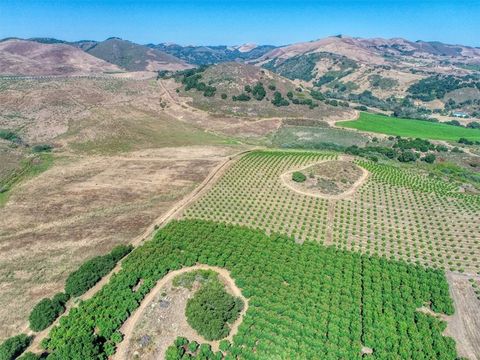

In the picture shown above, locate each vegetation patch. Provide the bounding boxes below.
[339,112,480,141]
[165,337,225,360]
[29,293,69,331]
[185,278,243,341]
[408,74,480,101]
[0,334,32,360]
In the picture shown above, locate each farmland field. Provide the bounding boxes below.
[338,112,480,141]
[42,220,457,359]
[184,151,480,273]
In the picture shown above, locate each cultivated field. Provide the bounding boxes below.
[184,151,480,273]
[41,220,458,359]
[338,112,480,141]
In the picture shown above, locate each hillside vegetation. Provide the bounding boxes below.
[168,63,354,120]
[151,43,276,65]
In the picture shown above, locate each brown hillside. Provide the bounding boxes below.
[0,39,122,76]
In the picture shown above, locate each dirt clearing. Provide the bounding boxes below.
[116,265,248,360]
[281,157,368,199]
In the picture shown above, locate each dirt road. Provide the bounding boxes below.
[444,272,480,360]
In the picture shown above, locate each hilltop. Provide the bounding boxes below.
[81,38,193,71]
[167,62,354,120]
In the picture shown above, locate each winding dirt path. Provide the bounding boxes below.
[280,156,369,200]
[22,148,255,354]
[114,265,248,360]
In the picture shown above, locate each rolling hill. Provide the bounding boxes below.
[255,36,480,119]
[0,39,122,76]
[168,62,354,120]
[82,38,193,71]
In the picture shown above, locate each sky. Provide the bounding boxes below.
[0,0,479,47]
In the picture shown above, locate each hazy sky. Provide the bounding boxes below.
[1,0,479,46]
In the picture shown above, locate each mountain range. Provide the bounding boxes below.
[1,35,479,118]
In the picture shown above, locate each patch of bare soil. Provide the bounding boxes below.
[116,265,248,360]
[444,272,480,360]
[0,146,238,340]
[281,158,368,200]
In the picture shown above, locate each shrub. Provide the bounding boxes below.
[310,90,325,101]
[292,171,307,183]
[0,334,32,360]
[29,293,68,331]
[232,93,251,102]
[0,130,20,143]
[467,121,480,129]
[271,91,289,107]
[251,82,266,101]
[221,93,227,100]
[458,137,474,145]
[185,281,243,340]
[422,154,436,164]
[31,144,53,153]
[65,245,133,297]
[268,84,276,91]
[355,105,368,111]
[397,150,418,163]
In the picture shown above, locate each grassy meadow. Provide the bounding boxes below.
[338,112,480,141]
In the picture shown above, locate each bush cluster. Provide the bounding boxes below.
[185,280,243,340]
[292,171,307,182]
[179,67,216,97]
[29,293,69,331]
[271,91,289,107]
[0,334,32,360]
[165,337,228,360]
